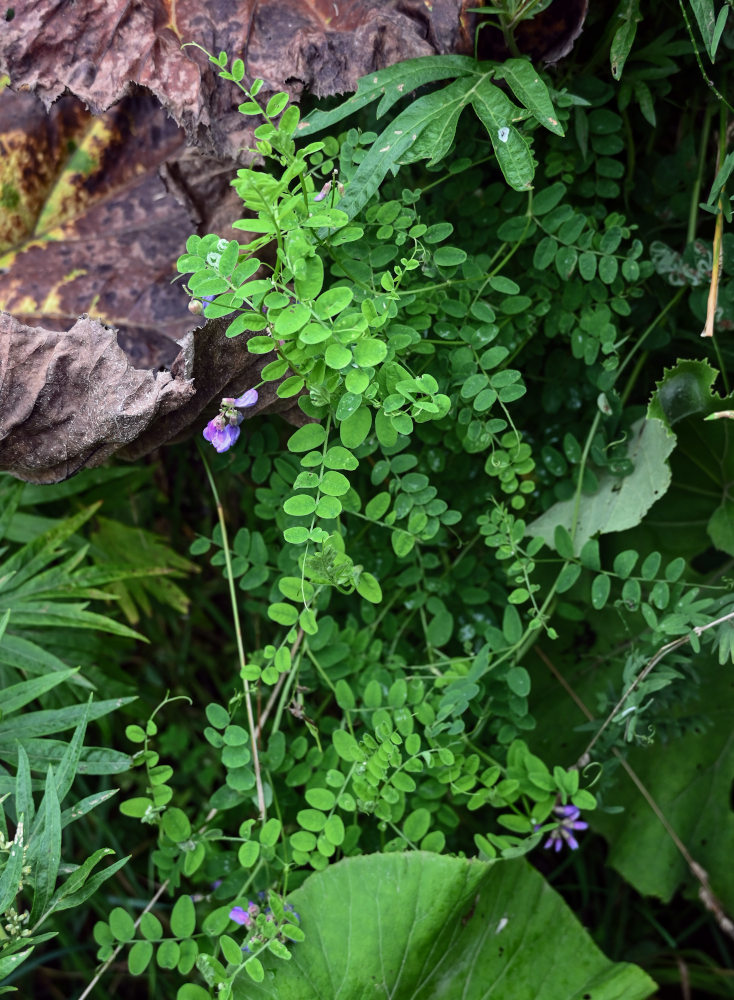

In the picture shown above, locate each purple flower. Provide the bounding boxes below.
[203,419,241,453]
[229,906,250,926]
[538,804,588,853]
[314,180,331,202]
[233,389,259,408]
[202,388,259,453]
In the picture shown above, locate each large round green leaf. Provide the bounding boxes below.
[233,853,654,999]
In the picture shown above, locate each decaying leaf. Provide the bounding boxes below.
[0,313,193,483]
[0,0,473,162]
[0,88,200,370]
[0,312,303,484]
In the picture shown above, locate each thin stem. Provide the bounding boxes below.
[538,646,734,942]
[578,609,734,766]
[200,448,266,821]
[687,102,716,245]
[255,629,304,741]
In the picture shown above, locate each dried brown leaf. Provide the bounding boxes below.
[0,312,194,483]
[1,0,470,161]
[0,88,197,369]
[0,311,304,483]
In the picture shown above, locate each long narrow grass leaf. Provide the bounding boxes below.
[0,634,93,687]
[14,744,33,829]
[0,482,25,546]
[0,740,131,775]
[59,789,118,830]
[48,854,130,913]
[0,669,80,716]
[0,505,101,590]
[29,766,61,923]
[0,696,136,741]
[47,847,115,910]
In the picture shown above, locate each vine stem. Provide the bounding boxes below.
[200,448,266,821]
[76,879,170,1000]
[536,644,734,943]
[254,627,304,742]
[702,97,728,346]
[577,608,734,765]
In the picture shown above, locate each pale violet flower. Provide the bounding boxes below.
[233,389,259,408]
[203,415,241,453]
[203,389,259,453]
[538,804,588,852]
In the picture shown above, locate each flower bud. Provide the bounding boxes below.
[314,180,332,203]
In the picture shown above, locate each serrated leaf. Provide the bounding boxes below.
[470,80,534,191]
[493,58,564,135]
[610,0,642,79]
[335,78,480,222]
[298,55,477,135]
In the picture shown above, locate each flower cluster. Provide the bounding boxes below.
[538,804,588,853]
[202,389,259,453]
[229,894,300,954]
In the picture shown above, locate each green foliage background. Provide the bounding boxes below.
[2,0,734,997]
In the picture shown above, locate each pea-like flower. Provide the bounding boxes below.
[203,415,240,453]
[202,389,259,453]
[540,804,588,852]
[229,901,260,927]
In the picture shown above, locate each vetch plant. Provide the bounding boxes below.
[9,2,734,995]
